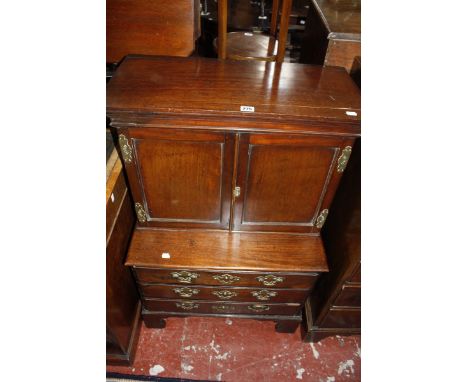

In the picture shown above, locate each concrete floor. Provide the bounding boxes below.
[107,316,361,381]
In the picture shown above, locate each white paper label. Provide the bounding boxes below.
[162,252,171,259]
[346,111,358,116]
[240,105,255,112]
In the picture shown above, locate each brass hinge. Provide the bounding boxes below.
[118,134,133,164]
[337,146,352,173]
[134,202,147,223]
[315,209,329,228]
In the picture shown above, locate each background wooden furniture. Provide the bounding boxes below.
[198,0,309,61]
[299,0,360,72]
[106,133,141,365]
[107,55,360,333]
[215,0,292,61]
[107,0,201,64]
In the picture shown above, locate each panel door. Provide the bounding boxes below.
[119,128,234,229]
[232,133,354,233]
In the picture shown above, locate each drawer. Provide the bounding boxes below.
[134,268,318,289]
[142,298,301,316]
[138,284,310,303]
[333,284,361,307]
[320,307,360,328]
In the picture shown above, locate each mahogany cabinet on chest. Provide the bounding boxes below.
[107,56,360,333]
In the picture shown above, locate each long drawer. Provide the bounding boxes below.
[138,283,309,303]
[320,307,361,328]
[333,283,361,307]
[142,298,302,316]
[134,267,318,289]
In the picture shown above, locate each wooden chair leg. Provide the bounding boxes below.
[217,0,228,59]
[276,0,292,63]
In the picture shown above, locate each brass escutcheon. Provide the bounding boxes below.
[212,304,235,313]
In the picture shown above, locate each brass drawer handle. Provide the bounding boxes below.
[212,304,235,313]
[170,270,199,284]
[176,302,199,310]
[251,289,277,301]
[256,274,284,286]
[212,290,238,300]
[173,287,200,298]
[248,304,270,313]
[212,274,241,285]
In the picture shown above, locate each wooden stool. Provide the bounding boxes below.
[215,0,292,63]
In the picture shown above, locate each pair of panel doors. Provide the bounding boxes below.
[121,127,353,234]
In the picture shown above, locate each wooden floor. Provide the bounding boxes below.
[107,316,361,381]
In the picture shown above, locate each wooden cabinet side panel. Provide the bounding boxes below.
[106,187,140,361]
[311,139,361,326]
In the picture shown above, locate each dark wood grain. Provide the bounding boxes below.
[107,55,361,333]
[138,284,310,303]
[106,159,141,365]
[302,136,361,342]
[125,128,234,229]
[332,284,360,307]
[133,268,318,289]
[300,0,360,72]
[126,229,328,272]
[107,0,200,63]
[232,133,353,233]
[107,56,361,127]
[141,298,301,315]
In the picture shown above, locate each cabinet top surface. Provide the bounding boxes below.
[311,0,361,38]
[107,56,360,128]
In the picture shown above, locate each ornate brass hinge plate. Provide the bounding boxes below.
[256,274,284,286]
[213,274,241,285]
[251,289,278,301]
[315,209,329,229]
[134,202,148,223]
[212,290,238,300]
[171,270,200,284]
[118,134,133,164]
[173,287,200,298]
[337,146,352,173]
